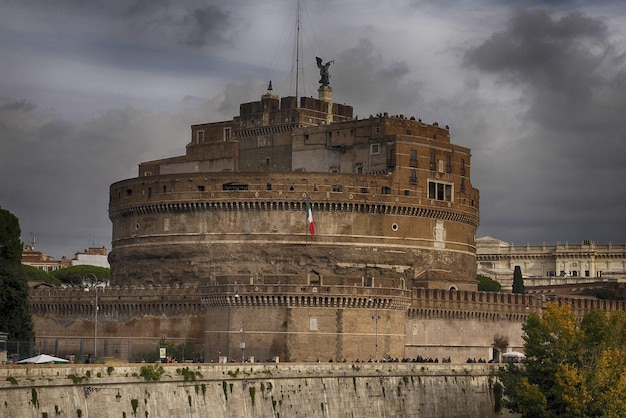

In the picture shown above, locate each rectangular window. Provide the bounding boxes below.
[585,270,590,277]
[332,185,343,192]
[355,163,364,174]
[360,187,368,194]
[371,143,380,154]
[309,316,318,331]
[428,180,453,202]
[381,186,391,194]
[197,131,204,144]
[409,169,417,184]
[460,178,466,193]
[430,151,436,170]
[223,127,231,142]
[410,149,418,167]
[446,155,452,173]
[144,172,152,176]
[197,185,205,192]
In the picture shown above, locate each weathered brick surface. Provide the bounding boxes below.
[0,363,499,418]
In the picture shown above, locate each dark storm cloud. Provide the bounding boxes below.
[464,7,626,245]
[6,0,236,49]
[0,96,193,258]
[184,5,233,47]
[329,39,420,117]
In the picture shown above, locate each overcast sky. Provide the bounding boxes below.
[1,0,625,259]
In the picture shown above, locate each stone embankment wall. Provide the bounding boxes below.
[0,363,499,418]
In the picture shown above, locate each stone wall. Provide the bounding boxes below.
[0,363,501,418]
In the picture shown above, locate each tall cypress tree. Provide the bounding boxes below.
[0,206,34,340]
[512,265,525,294]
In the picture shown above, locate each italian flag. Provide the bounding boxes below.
[307,201,315,235]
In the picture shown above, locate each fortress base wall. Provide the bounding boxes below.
[0,363,501,418]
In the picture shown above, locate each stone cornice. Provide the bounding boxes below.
[111,199,479,228]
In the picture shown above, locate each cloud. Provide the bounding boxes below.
[464,7,626,244]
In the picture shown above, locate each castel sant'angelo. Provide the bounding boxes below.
[29,60,626,364]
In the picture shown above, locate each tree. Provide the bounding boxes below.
[512,265,525,294]
[500,303,626,417]
[0,206,34,340]
[50,265,110,286]
[477,274,501,292]
[22,264,61,286]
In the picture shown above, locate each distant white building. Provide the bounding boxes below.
[477,236,626,287]
[71,246,110,269]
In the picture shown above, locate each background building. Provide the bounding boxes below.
[477,236,626,288]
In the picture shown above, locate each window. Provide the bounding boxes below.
[446,155,452,173]
[222,182,248,191]
[144,172,152,176]
[460,178,466,193]
[428,181,453,202]
[430,152,436,170]
[585,270,590,277]
[332,185,343,192]
[360,187,368,194]
[197,185,205,192]
[266,183,272,191]
[381,186,391,195]
[371,143,380,154]
[197,131,204,144]
[223,127,231,142]
[309,316,318,331]
[409,169,417,184]
[404,189,410,196]
[355,163,364,174]
[410,149,418,167]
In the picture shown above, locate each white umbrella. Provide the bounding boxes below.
[17,354,69,364]
[502,351,526,358]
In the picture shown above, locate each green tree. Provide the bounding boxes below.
[512,265,525,294]
[22,264,61,286]
[0,206,34,340]
[500,304,626,417]
[50,265,110,286]
[0,207,23,263]
[477,274,501,292]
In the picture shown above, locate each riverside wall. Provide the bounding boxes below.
[0,363,500,418]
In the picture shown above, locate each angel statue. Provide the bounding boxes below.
[316,57,334,87]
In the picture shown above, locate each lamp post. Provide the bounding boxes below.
[83,273,102,362]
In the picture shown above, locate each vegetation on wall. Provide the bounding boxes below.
[581,288,617,300]
[476,274,501,292]
[0,206,34,340]
[133,338,197,363]
[499,303,626,417]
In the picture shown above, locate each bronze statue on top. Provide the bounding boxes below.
[316,57,334,87]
